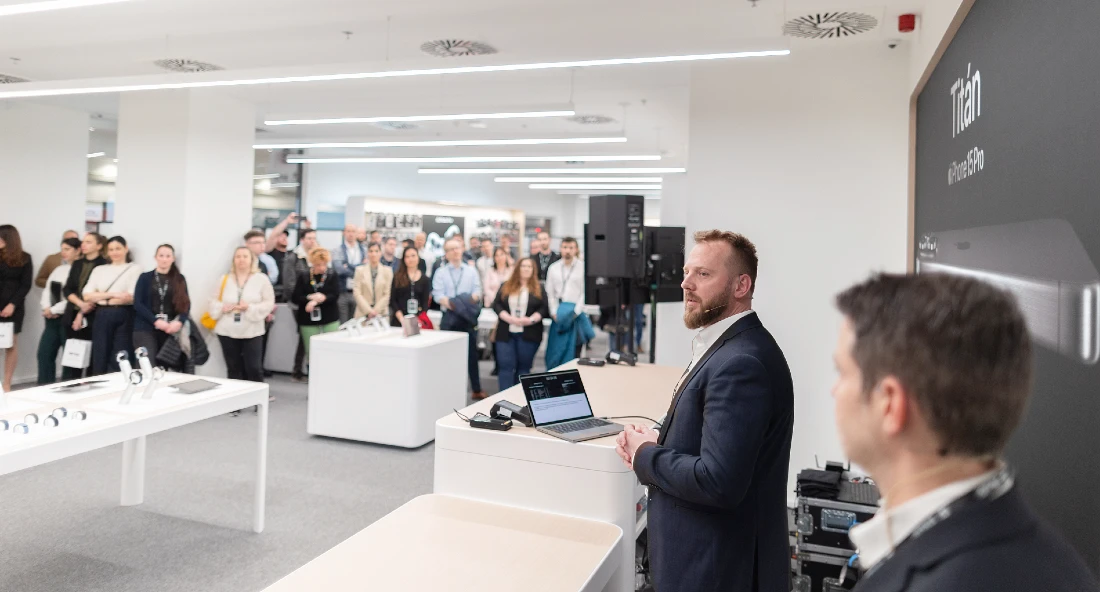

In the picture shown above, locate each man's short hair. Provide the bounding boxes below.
[384,236,396,244]
[243,229,265,242]
[560,237,578,247]
[835,273,1033,458]
[693,230,758,294]
[367,242,381,251]
[300,228,316,240]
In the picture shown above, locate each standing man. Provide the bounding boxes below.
[415,232,435,277]
[381,236,400,271]
[534,231,560,283]
[35,230,80,289]
[499,233,516,261]
[369,230,382,245]
[355,227,368,245]
[432,237,485,400]
[475,237,494,282]
[245,229,279,376]
[264,212,299,302]
[330,224,366,323]
[284,228,320,382]
[545,237,589,367]
[465,236,481,265]
[615,230,794,592]
[832,274,1098,591]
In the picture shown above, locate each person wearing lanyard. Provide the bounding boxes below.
[544,237,587,367]
[331,224,366,323]
[829,274,1097,591]
[292,248,341,359]
[491,258,549,391]
[132,244,191,369]
[83,236,142,375]
[534,231,559,283]
[390,246,432,328]
[353,242,392,321]
[432,237,485,400]
[209,247,275,387]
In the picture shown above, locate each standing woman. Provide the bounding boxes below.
[481,247,513,307]
[0,225,34,392]
[83,236,141,375]
[133,244,190,367]
[62,233,108,380]
[209,247,275,384]
[389,246,432,328]
[353,242,393,321]
[492,258,549,390]
[37,237,81,384]
[292,248,341,359]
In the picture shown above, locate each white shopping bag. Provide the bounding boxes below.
[0,322,12,349]
[62,338,92,369]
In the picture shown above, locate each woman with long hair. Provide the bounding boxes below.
[0,225,34,391]
[61,232,108,380]
[481,247,513,308]
[209,246,275,389]
[492,257,549,390]
[133,244,191,369]
[83,236,141,375]
[37,237,81,384]
[389,246,432,327]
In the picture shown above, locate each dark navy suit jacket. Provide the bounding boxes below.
[633,312,794,592]
[854,487,1098,592]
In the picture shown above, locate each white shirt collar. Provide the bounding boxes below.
[691,310,754,363]
[849,469,998,569]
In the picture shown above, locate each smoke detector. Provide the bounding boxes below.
[567,115,617,125]
[371,121,420,131]
[420,40,497,58]
[783,12,879,39]
[153,59,224,73]
[0,73,28,84]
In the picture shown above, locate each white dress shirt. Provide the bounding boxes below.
[675,310,756,391]
[849,469,998,569]
[545,258,585,315]
[40,262,72,315]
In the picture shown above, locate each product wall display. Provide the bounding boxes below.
[914,0,1100,571]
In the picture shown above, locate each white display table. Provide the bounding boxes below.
[308,328,468,447]
[262,494,622,592]
[3,373,269,532]
[264,303,298,373]
[434,361,682,592]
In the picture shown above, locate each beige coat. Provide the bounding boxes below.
[353,264,393,319]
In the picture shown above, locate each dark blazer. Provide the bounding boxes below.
[0,254,33,333]
[292,270,342,326]
[133,271,191,333]
[633,312,794,592]
[491,286,550,343]
[535,251,560,281]
[854,487,1098,592]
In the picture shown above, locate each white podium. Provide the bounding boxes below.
[307,328,469,447]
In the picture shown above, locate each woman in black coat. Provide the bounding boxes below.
[61,233,108,380]
[291,247,342,358]
[389,246,433,328]
[492,258,549,391]
[0,225,34,392]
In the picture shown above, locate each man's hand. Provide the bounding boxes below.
[438,296,450,310]
[615,424,658,469]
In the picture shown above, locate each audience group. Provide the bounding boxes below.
[0,215,599,402]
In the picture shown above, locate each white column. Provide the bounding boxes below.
[113,90,255,378]
[0,102,90,384]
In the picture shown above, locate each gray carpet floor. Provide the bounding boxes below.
[0,331,635,592]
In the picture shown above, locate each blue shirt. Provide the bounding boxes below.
[431,262,482,303]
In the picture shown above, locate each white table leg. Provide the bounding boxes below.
[253,399,268,533]
[120,436,147,506]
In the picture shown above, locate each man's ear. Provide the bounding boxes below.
[734,274,753,299]
[874,375,909,438]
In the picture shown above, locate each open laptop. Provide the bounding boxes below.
[520,370,623,442]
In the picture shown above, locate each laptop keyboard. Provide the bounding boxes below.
[545,418,609,434]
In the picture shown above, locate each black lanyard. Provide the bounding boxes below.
[234,274,248,305]
[153,273,168,315]
[310,272,328,293]
[560,262,576,293]
[447,265,465,296]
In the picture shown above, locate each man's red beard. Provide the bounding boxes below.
[683,287,731,329]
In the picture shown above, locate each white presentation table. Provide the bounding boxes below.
[262,494,622,592]
[2,372,269,532]
[434,361,682,592]
[308,328,468,447]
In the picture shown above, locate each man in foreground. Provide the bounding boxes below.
[833,273,1097,591]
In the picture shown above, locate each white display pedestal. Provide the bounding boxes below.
[308,328,468,448]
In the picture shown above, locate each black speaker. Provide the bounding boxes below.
[586,195,645,279]
[645,226,686,303]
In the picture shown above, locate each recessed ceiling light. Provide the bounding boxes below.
[419,167,685,174]
[86,152,105,158]
[495,177,661,183]
[289,155,661,164]
[0,0,135,17]
[530,184,662,190]
[0,50,789,99]
[420,40,498,58]
[255,137,626,149]
[265,110,575,126]
[154,59,224,73]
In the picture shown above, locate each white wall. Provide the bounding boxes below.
[662,47,910,490]
[910,0,969,92]
[0,102,90,385]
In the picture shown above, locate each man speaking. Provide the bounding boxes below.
[616,230,794,592]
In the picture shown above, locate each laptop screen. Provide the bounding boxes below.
[520,370,594,426]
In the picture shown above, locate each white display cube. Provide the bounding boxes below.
[307,328,469,448]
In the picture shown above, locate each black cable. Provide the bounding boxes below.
[603,415,660,425]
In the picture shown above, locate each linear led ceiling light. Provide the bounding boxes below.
[255,137,626,149]
[86,152,105,158]
[0,0,134,17]
[419,167,686,174]
[559,190,661,195]
[495,176,661,183]
[531,184,662,190]
[265,110,575,126]
[0,50,789,99]
[288,155,660,164]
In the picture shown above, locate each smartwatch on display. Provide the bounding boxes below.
[0,419,8,431]
[12,423,29,435]
[52,407,68,420]
[43,416,59,428]
[24,413,39,425]
[73,411,87,421]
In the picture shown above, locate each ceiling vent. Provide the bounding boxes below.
[0,73,28,84]
[420,40,497,58]
[783,12,879,39]
[567,115,617,125]
[371,121,420,131]
[153,59,224,73]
